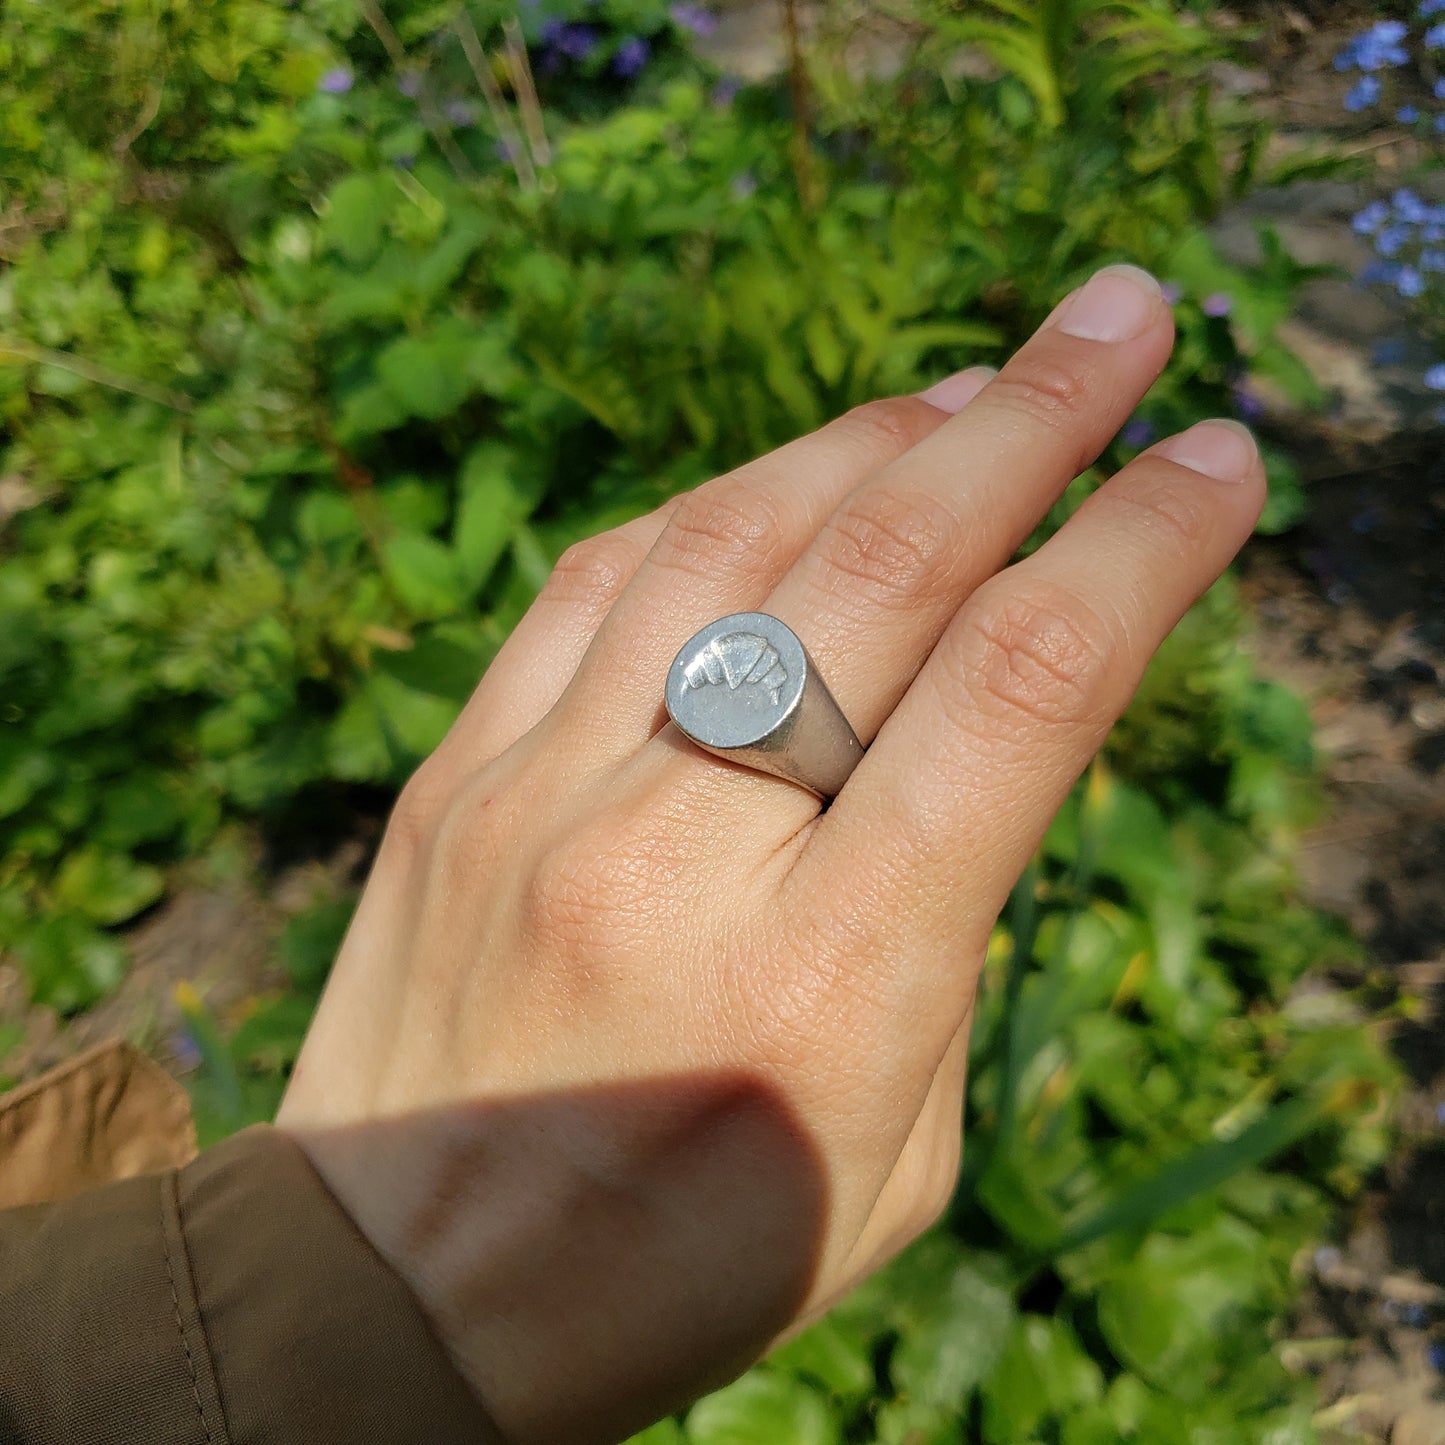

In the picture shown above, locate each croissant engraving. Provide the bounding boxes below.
[682,631,790,706]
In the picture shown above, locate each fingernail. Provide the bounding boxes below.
[1155,419,1258,483]
[1055,264,1163,343]
[916,365,997,413]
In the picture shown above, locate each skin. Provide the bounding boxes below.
[276,264,1267,1445]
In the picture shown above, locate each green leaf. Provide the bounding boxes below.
[94,772,186,851]
[374,333,472,422]
[766,1315,875,1404]
[382,534,467,619]
[19,915,128,1013]
[454,445,528,592]
[624,1421,686,1445]
[1094,1222,1266,1393]
[53,847,165,926]
[323,173,395,266]
[1057,1096,1319,1254]
[0,739,57,819]
[889,1257,1016,1408]
[686,1370,840,1445]
[279,896,355,991]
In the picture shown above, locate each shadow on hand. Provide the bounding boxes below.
[288,1068,830,1445]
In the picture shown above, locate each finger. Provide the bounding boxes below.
[622,264,1174,825]
[804,419,1265,960]
[534,369,997,757]
[423,371,996,774]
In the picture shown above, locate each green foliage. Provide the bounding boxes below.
[0,1,1398,1439]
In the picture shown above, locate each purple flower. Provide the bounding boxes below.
[1344,75,1382,111]
[1201,292,1232,318]
[170,1029,203,1073]
[1121,418,1156,448]
[1232,386,1266,421]
[444,98,477,126]
[1424,362,1445,390]
[1160,281,1184,305]
[318,66,354,95]
[397,71,422,98]
[712,75,743,108]
[730,171,758,199]
[557,22,599,60]
[614,35,650,78]
[1397,264,1425,298]
[670,3,717,37]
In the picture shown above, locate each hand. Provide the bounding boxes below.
[276,264,1265,1445]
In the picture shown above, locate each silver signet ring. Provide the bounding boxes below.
[664,612,865,800]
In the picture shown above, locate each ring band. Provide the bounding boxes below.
[664,612,865,799]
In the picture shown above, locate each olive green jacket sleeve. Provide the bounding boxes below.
[0,1124,502,1444]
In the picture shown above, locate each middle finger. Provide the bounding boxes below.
[625,264,1173,810]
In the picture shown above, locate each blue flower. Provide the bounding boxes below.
[1353,200,1390,234]
[1430,1342,1445,1375]
[1423,249,1445,271]
[1422,0,1445,16]
[1345,75,1382,111]
[1399,105,1421,123]
[1377,225,1410,257]
[1424,362,1445,390]
[1121,418,1156,447]
[1435,113,1445,133]
[1336,20,1410,72]
[711,75,742,108]
[670,3,717,37]
[1397,265,1425,297]
[1427,22,1445,47]
[613,35,650,77]
[1395,188,1429,222]
[318,66,354,94]
[1361,260,1403,285]
[1372,338,1407,365]
[1435,78,1445,99]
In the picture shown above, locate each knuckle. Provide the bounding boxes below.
[990,351,1094,436]
[809,485,961,610]
[1093,474,1209,551]
[651,477,786,579]
[833,396,939,462]
[389,760,454,855]
[542,536,640,610]
[955,580,1118,730]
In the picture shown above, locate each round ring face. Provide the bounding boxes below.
[665,612,808,751]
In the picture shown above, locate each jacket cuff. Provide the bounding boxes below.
[175,1123,502,1443]
[0,1123,500,1445]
